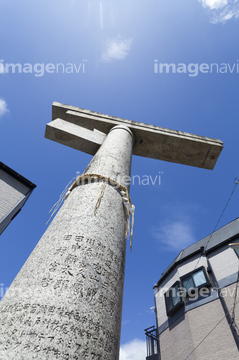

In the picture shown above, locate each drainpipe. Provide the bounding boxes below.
[204,249,239,351]
[154,289,161,359]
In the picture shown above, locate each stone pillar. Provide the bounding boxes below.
[0,125,134,360]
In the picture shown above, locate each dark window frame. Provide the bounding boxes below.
[164,280,184,317]
[180,266,211,296]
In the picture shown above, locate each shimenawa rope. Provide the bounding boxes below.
[48,173,135,249]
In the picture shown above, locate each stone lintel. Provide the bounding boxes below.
[45,118,106,155]
[45,102,224,170]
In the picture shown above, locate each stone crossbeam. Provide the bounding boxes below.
[45,102,223,169]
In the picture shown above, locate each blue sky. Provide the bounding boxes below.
[0,0,239,358]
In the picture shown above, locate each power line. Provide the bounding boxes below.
[182,178,239,359]
[231,263,239,335]
[205,178,239,251]
[193,178,239,271]
[184,299,239,360]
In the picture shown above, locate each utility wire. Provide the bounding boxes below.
[205,178,239,252]
[193,177,239,271]
[183,178,239,359]
[184,299,239,360]
[231,263,239,335]
[183,177,239,292]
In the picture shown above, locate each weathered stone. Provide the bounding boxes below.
[0,103,224,360]
[45,118,106,156]
[46,102,223,170]
[0,125,133,360]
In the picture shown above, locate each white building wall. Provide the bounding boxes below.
[208,245,239,282]
[0,169,29,221]
[177,255,208,278]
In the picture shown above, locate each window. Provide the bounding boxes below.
[180,267,210,295]
[164,281,184,317]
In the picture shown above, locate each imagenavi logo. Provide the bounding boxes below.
[0,59,87,77]
[154,59,239,77]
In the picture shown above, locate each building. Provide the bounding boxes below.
[0,162,36,235]
[145,218,239,360]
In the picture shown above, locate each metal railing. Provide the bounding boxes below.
[144,326,160,360]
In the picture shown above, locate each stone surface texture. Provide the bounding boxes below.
[47,102,223,170]
[45,118,106,156]
[0,125,133,360]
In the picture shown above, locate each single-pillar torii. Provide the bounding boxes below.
[0,102,223,359]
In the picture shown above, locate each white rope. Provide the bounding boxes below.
[68,173,135,249]
[121,190,135,251]
[46,177,76,225]
[46,173,135,249]
[94,180,106,215]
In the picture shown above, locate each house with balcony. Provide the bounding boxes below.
[145,218,239,360]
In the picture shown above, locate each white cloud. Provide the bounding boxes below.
[119,339,146,360]
[152,220,195,252]
[199,0,239,23]
[101,37,132,62]
[0,98,8,118]
[199,0,229,9]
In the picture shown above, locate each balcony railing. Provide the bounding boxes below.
[144,326,160,360]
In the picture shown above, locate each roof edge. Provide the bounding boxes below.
[154,218,239,288]
[0,162,36,189]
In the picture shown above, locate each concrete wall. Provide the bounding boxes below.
[0,169,29,221]
[0,169,32,235]
[159,299,238,360]
[223,282,239,312]
[155,244,239,359]
[208,245,239,282]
